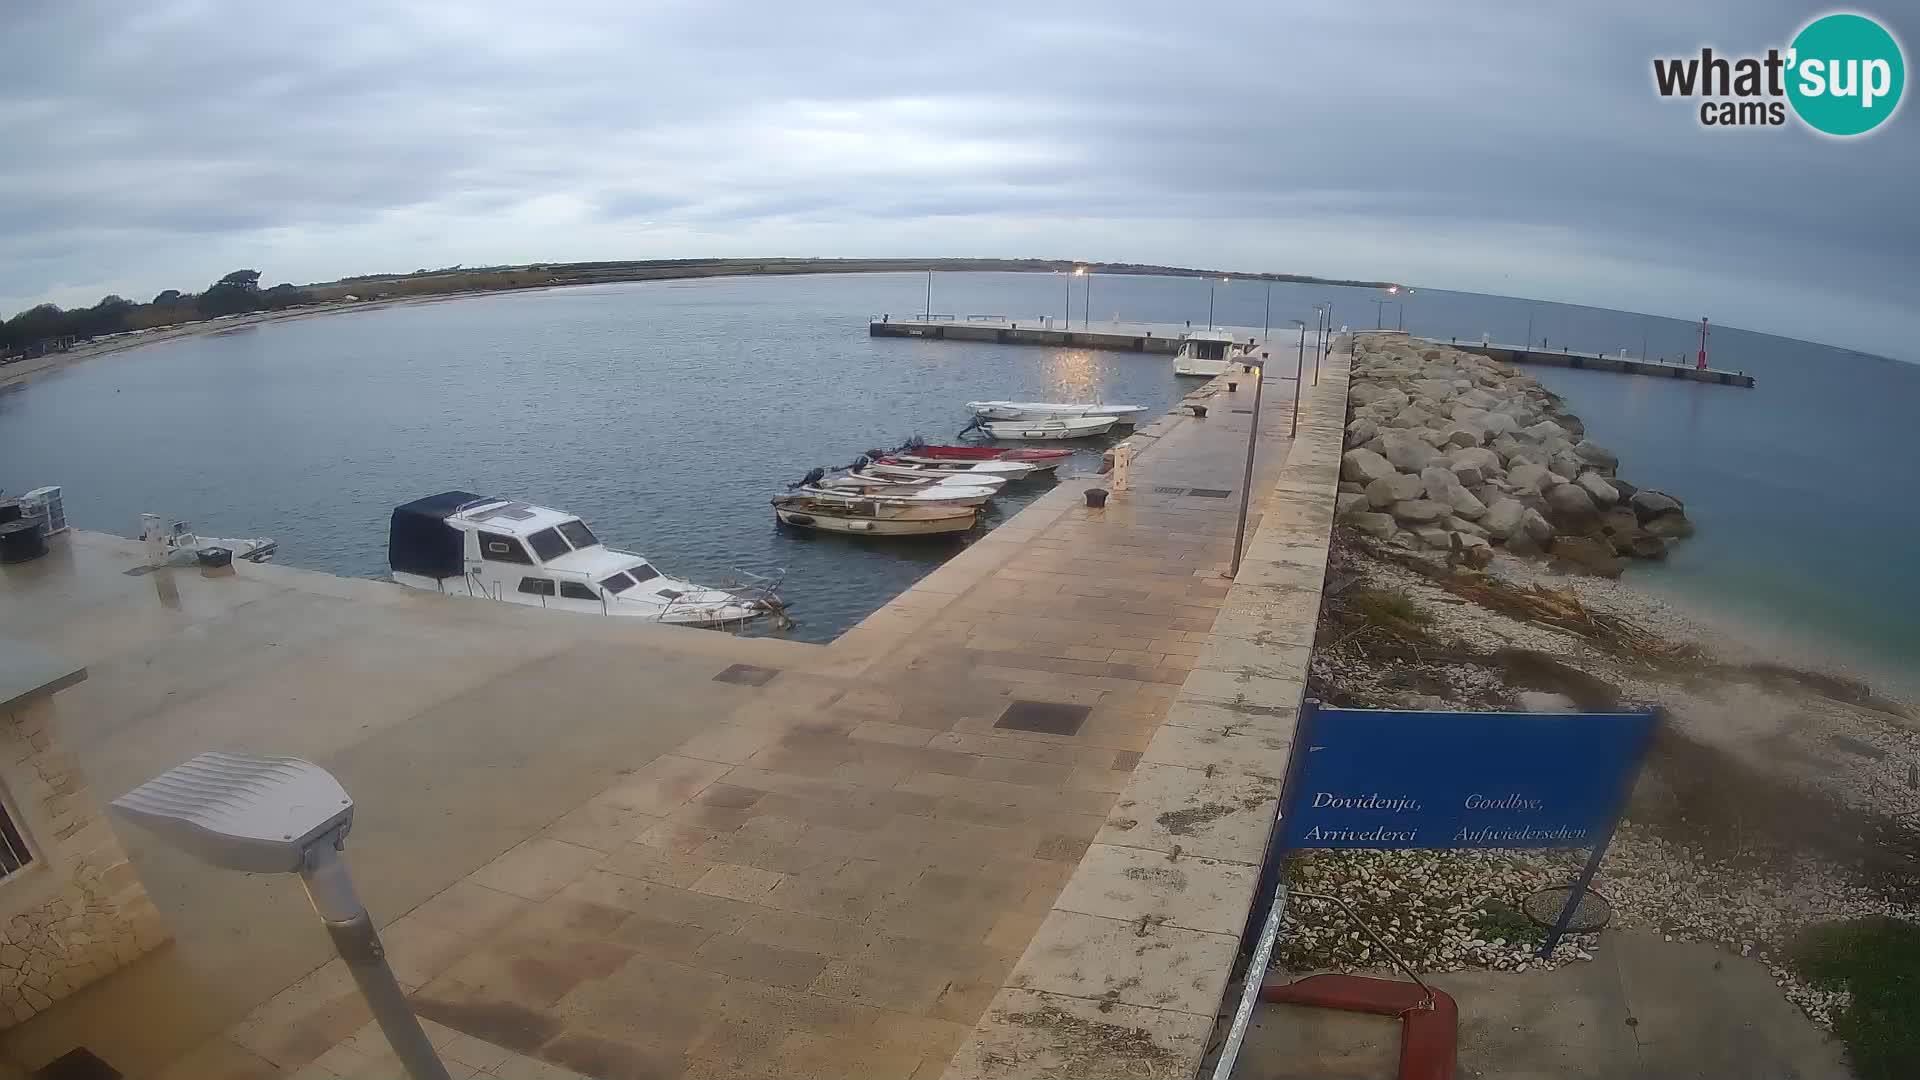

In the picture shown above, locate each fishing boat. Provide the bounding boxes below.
[862,457,1044,481]
[966,401,1148,425]
[966,415,1118,440]
[139,513,277,563]
[1172,329,1242,376]
[388,491,784,629]
[772,494,978,536]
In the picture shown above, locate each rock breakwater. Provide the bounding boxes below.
[1338,334,1693,577]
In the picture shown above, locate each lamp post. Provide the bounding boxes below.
[1525,303,1536,349]
[925,268,933,319]
[1312,303,1326,386]
[114,753,452,1080]
[1262,281,1272,344]
[1209,276,1227,330]
[1228,348,1267,580]
[1291,319,1305,438]
[1062,271,1070,327]
[1077,266,1090,329]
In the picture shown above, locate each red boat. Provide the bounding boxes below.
[890,444,1073,464]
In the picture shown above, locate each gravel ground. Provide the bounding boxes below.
[1299,534,1920,1032]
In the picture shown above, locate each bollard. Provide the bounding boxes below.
[1085,488,1108,509]
[1227,380,1238,392]
[1111,443,1133,493]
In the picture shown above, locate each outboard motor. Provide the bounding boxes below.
[789,467,827,490]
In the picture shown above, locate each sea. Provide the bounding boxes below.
[1,272,1913,687]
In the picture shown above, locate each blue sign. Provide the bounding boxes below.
[1282,704,1659,850]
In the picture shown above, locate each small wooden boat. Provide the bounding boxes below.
[798,479,996,506]
[863,458,1043,481]
[772,494,978,536]
[891,443,1074,464]
[970,415,1118,440]
[967,401,1148,425]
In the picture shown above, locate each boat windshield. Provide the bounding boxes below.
[527,527,570,561]
[558,519,599,549]
[599,572,635,594]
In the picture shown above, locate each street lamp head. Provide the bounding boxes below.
[1074,266,1086,275]
[1386,285,1399,295]
[112,752,353,874]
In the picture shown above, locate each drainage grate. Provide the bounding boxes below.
[713,663,780,687]
[1186,488,1234,498]
[1231,408,1253,414]
[35,1049,122,1080]
[1152,485,1189,495]
[996,700,1091,736]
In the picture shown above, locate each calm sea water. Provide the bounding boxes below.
[1,272,1913,674]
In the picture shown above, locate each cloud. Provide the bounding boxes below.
[1,0,1915,357]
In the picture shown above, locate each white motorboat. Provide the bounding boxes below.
[966,401,1149,426]
[969,415,1117,440]
[388,492,784,629]
[772,494,978,536]
[1173,329,1244,376]
[140,513,277,562]
[816,467,1009,493]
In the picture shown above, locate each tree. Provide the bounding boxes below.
[199,268,264,317]
[152,289,184,305]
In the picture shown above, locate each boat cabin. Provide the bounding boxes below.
[389,491,674,613]
[1177,329,1237,363]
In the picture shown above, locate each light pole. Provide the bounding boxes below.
[1062,271,1070,327]
[1229,348,1268,579]
[1077,266,1090,328]
[1262,281,1272,345]
[1291,319,1305,438]
[1525,303,1536,349]
[1312,303,1326,386]
[925,268,932,319]
[1209,276,1227,330]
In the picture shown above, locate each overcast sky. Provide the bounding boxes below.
[3,0,1915,358]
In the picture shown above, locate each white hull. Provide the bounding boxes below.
[865,460,1040,481]
[972,416,1117,440]
[392,572,774,627]
[835,470,1008,493]
[774,506,976,535]
[1173,357,1237,377]
[967,401,1147,425]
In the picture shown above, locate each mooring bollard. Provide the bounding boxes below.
[1085,488,1108,508]
[1227,380,1238,392]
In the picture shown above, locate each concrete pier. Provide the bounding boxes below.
[0,355,1348,1079]
[1417,335,1756,387]
[868,316,1323,358]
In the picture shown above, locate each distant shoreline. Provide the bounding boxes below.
[2,261,1396,387]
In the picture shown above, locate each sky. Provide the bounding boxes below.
[2,0,1916,359]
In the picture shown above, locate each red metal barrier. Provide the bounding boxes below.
[1259,973,1458,1080]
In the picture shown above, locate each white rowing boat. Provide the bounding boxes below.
[796,480,995,506]
[966,401,1148,425]
[862,458,1042,481]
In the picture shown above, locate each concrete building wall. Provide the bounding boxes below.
[0,692,167,1027]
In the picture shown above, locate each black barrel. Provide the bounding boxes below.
[0,499,21,524]
[0,519,47,563]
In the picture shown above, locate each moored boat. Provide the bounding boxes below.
[389,491,784,628]
[771,494,978,536]
[1173,329,1242,376]
[797,479,996,507]
[967,415,1117,440]
[888,443,1073,464]
[966,401,1148,425]
[862,457,1044,481]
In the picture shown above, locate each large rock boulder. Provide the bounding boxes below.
[1629,490,1685,523]
[1390,499,1449,524]
[1645,513,1695,539]
[1420,467,1488,520]
[1577,471,1620,507]
[1521,420,1569,443]
[1448,447,1501,487]
[1507,462,1553,494]
[1449,404,1491,426]
[1346,511,1397,538]
[1336,492,1372,520]
[1482,497,1525,540]
[1545,482,1599,529]
[1345,417,1378,448]
[1622,532,1668,559]
[1413,378,1455,402]
[1549,452,1584,480]
[1365,472,1425,508]
[1519,508,1555,543]
[1389,404,1438,429]
[1573,440,1619,472]
[1380,432,1443,473]
[1479,412,1518,438]
[1341,448,1398,484]
[1552,536,1625,577]
[1444,515,1489,538]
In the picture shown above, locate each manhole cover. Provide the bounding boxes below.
[1186,488,1233,499]
[996,700,1091,736]
[1522,885,1613,933]
[1152,485,1189,495]
[713,663,780,687]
